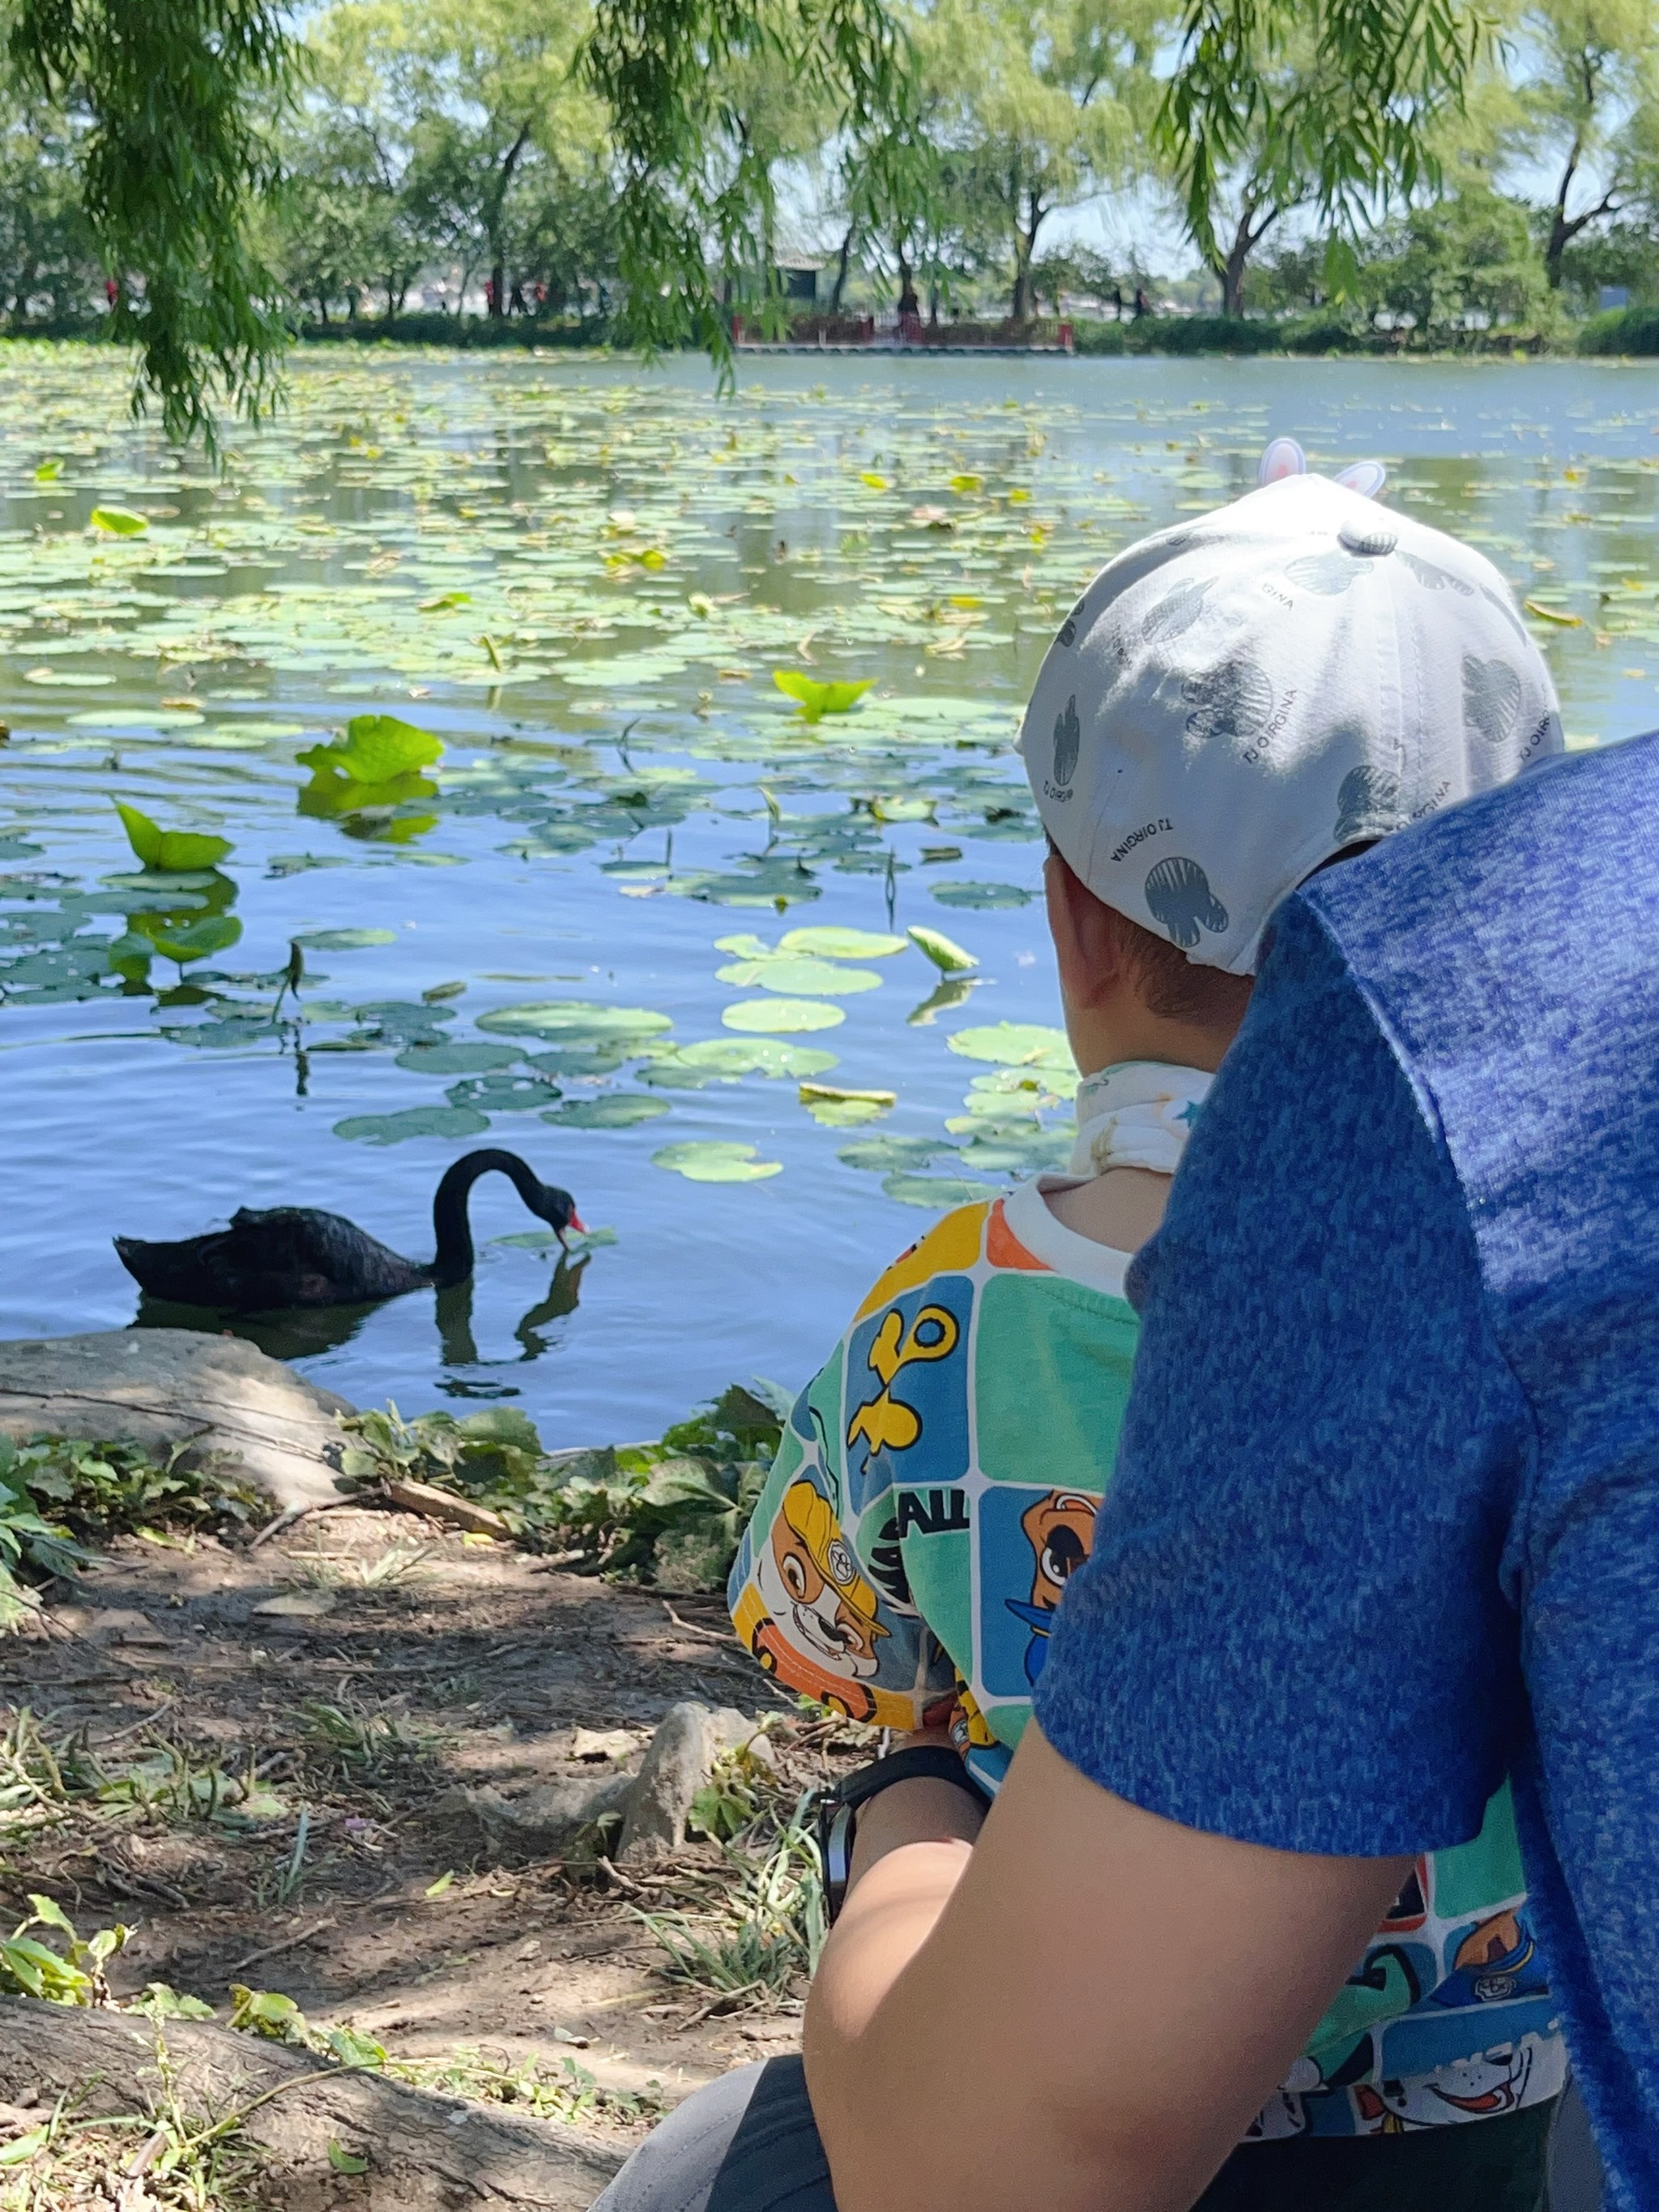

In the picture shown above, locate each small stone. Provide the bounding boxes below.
[569,1728,639,1762]
[252,1591,337,1618]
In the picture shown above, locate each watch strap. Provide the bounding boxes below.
[817,1748,988,1924]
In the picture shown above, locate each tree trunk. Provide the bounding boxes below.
[487,122,534,320]
[1010,190,1045,321]
[830,221,854,312]
[0,1996,623,2212]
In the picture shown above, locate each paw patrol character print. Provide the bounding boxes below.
[847,1304,960,1459]
[1354,2042,1535,2132]
[746,1480,889,1719]
[1432,1907,1549,2009]
[1005,1489,1099,1685]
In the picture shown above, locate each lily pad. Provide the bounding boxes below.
[446,1073,562,1112]
[652,1140,783,1181]
[541,1094,671,1128]
[838,1136,960,1172]
[780,926,907,959]
[804,1096,888,1125]
[714,955,882,996]
[333,1104,491,1145]
[947,1023,1075,1071]
[881,1172,1003,1209]
[293,928,398,951]
[676,1038,838,1078]
[722,997,845,1034]
[930,881,1034,909]
[395,1041,522,1075]
[478,1001,672,1044]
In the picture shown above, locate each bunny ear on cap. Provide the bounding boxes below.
[1258,437,1306,484]
[1260,440,1387,500]
[1335,459,1388,498]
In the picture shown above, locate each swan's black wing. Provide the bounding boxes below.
[116,1207,425,1309]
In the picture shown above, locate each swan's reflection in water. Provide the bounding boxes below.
[130,1254,590,1392]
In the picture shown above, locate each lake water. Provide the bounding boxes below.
[1,344,1654,1445]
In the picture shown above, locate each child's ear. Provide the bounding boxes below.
[1046,854,1123,1010]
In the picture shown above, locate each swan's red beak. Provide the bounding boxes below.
[568,1211,587,1236]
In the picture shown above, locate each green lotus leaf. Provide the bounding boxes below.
[296,714,443,785]
[446,1072,562,1112]
[881,1172,1003,1209]
[839,1136,959,1173]
[541,1094,671,1128]
[907,925,979,973]
[333,1104,491,1145]
[652,1141,783,1181]
[293,928,397,950]
[395,1042,522,1075]
[946,1023,1076,1071]
[714,955,881,997]
[88,505,148,536]
[722,997,845,1034]
[930,880,1035,909]
[477,1000,672,1044]
[113,801,232,873]
[779,926,907,959]
[773,669,873,721]
[676,1038,838,1078]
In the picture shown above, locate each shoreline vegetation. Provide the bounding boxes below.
[0,308,1653,361]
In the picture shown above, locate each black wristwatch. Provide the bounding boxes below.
[817,1748,990,1924]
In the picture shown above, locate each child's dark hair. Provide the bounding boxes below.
[1048,840,1253,1029]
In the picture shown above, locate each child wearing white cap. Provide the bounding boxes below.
[727,449,1569,2197]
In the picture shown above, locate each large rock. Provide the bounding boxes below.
[616,1702,757,1866]
[437,1771,638,1862]
[0,1329,352,1514]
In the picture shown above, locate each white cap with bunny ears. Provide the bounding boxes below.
[1019,442,1563,975]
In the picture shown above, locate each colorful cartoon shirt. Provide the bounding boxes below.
[727,1065,1567,2139]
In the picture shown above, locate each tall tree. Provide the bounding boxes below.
[1159,0,1486,304]
[933,0,1154,321]
[9,0,295,448]
[2,0,1494,438]
[1503,0,1659,288]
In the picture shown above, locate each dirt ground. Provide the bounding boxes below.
[1,1505,866,2151]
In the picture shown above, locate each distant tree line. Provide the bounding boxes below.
[2,0,1656,379]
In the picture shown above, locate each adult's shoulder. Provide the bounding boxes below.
[1293,730,1659,1053]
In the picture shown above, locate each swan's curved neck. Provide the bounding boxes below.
[430,1151,545,1288]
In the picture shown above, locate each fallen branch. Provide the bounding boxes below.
[0,1996,625,2211]
[224,1914,339,1977]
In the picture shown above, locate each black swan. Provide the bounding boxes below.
[114,1149,583,1311]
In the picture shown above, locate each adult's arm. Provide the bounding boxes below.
[806,889,1532,2210]
[806,1726,1405,2212]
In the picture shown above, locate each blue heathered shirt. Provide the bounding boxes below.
[1034,732,1659,2206]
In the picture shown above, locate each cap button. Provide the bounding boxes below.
[1337,519,1397,557]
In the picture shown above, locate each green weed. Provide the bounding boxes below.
[0,1435,267,1627]
[639,1794,825,2008]
[339,1379,787,1591]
